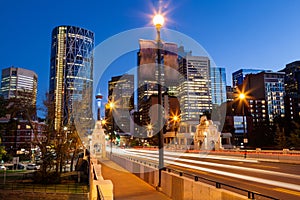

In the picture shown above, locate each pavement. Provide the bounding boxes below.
[99,158,171,200]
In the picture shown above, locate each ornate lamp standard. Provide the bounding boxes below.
[153,13,164,189]
[147,124,153,138]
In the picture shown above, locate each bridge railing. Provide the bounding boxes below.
[165,167,279,200]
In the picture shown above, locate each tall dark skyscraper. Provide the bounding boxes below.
[137,39,178,126]
[49,26,94,131]
[283,61,300,120]
[106,74,134,133]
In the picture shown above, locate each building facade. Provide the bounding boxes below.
[0,66,37,111]
[243,71,285,123]
[232,69,265,88]
[0,118,46,155]
[137,39,179,126]
[283,61,300,120]
[49,26,94,131]
[106,74,134,134]
[210,67,227,105]
[177,55,211,123]
[226,86,234,102]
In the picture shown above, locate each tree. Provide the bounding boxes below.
[252,121,275,148]
[274,124,288,148]
[289,121,300,148]
[0,138,6,161]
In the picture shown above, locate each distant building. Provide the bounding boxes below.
[232,69,265,87]
[137,39,179,126]
[49,26,94,131]
[0,66,37,111]
[176,53,211,136]
[222,98,252,147]
[283,61,300,120]
[106,74,134,134]
[0,118,46,155]
[243,71,285,123]
[178,54,211,122]
[210,67,227,105]
[226,86,234,102]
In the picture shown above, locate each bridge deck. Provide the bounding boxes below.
[99,158,171,200]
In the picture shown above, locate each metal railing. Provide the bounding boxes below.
[115,154,279,200]
[165,167,279,200]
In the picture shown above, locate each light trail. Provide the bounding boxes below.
[122,149,300,180]
[112,148,300,192]
[126,148,259,163]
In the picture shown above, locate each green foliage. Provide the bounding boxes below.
[129,140,140,147]
[0,145,6,161]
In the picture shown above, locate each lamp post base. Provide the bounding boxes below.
[156,185,163,191]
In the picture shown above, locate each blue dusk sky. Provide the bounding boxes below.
[0,0,300,117]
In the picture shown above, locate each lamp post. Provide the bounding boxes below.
[239,93,247,148]
[172,115,180,148]
[153,13,165,189]
[108,102,115,156]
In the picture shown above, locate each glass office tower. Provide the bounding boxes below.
[49,26,94,131]
[210,67,227,105]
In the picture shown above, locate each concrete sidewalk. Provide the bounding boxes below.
[99,158,171,200]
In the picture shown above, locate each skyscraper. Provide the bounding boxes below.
[0,66,37,115]
[49,26,94,131]
[137,39,179,126]
[210,67,227,105]
[106,74,134,133]
[177,54,211,123]
[283,61,300,120]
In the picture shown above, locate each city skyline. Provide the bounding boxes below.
[1,0,300,117]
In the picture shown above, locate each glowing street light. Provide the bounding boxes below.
[172,115,180,149]
[153,14,164,28]
[153,12,165,189]
[239,93,245,100]
[238,92,247,147]
[107,101,116,156]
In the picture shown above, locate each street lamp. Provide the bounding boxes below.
[153,13,164,189]
[108,101,115,156]
[238,93,247,147]
[172,115,180,148]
